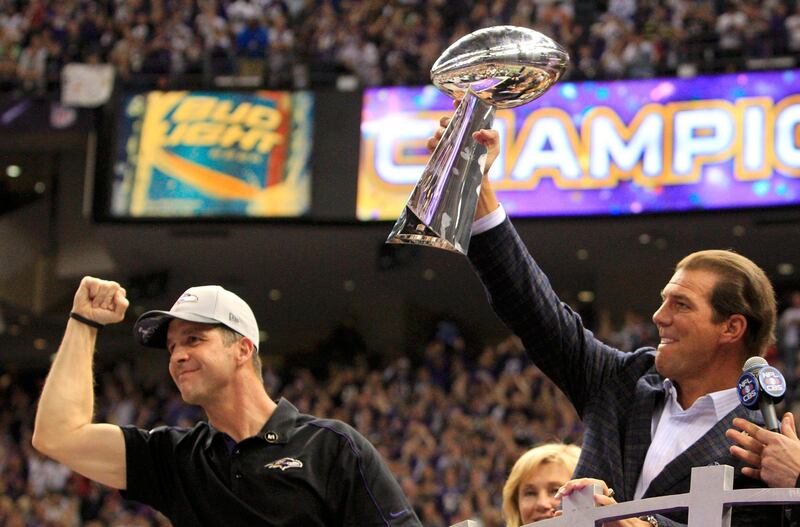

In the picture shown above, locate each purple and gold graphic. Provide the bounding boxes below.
[112,90,313,218]
[358,70,800,220]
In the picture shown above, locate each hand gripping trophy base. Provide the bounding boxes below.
[386,89,495,255]
[385,25,569,255]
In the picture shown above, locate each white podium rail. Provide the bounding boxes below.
[449,465,800,527]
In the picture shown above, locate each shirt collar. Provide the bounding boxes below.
[204,397,300,449]
[662,378,740,421]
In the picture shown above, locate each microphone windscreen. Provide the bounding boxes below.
[742,356,767,372]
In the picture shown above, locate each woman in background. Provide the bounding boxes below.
[502,443,581,526]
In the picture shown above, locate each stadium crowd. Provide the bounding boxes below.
[2,0,800,94]
[1,297,797,527]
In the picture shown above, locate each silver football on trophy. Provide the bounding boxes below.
[386,26,569,254]
[432,26,569,108]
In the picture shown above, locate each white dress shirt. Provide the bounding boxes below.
[471,204,506,235]
[634,379,740,499]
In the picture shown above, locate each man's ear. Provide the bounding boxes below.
[236,337,254,366]
[720,313,747,344]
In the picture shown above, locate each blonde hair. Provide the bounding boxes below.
[502,443,581,527]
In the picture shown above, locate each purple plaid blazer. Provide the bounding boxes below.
[468,219,782,526]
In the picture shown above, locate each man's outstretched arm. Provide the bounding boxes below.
[32,276,129,489]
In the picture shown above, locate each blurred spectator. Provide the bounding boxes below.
[787,2,800,54]
[679,1,716,70]
[25,448,72,498]
[17,32,48,94]
[572,44,600,80]
[109,28,142,83]
[715,1,748,71]
[235,16,268,78]
[267,12,296,88]
[165,11,195,75]
[0,33,19,90]
[227,0,259,34]
[779,291,800,390]
[0,3,26,45]
[622,32,656,78]
[779,292,800,353]
[608,0,636,22]
[197,0,235,76]
[763,1,789,57]
[600,38,627,79]
[141,25,172,76]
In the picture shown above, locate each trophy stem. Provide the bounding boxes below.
[386,89,495,255]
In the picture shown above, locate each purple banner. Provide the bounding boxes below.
[357,70,800,219]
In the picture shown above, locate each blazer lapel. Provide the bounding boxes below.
[623,371,665,501]
[642,404,762,498]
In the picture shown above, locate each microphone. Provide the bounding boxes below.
[736,356,787,432]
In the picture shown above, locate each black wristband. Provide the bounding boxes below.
[69,312,105,330]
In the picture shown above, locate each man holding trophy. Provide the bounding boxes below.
[401,26,783,527]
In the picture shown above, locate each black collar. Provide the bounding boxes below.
[203,398,300,449]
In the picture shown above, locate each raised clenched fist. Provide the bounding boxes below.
[72,276,130,326]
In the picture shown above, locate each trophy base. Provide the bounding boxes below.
[386,207,466,255]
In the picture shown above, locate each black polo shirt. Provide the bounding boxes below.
[120,398,421,527]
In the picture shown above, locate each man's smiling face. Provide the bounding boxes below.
[652,268,729,386]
